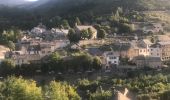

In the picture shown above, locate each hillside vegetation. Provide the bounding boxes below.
[0,0,170,31]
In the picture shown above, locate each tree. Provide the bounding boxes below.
[81,28,93,40]
[81,29,89,39]
[77,54,93,71]
[117,7,123,15]
[0,59,15,75]
[88,28,93,39]
[160,91,170,100]
[119,23,134,33]
[62,19,70,29]
[48,52,63,72]
[0,76,43,100]
[46,81,80,100]
[75,17,82,25]
[67,29,80,43]
[7,41,15,51]
[97,29,106,39]
[14,29,23,42]
[90,89,112,100]
[93,57,102,70]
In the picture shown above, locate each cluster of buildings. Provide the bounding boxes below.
[1,22,169,70]
[4,23,98,66]
[103,38,170,69]
[6,38,70,66]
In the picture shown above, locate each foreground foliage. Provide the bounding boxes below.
[0,76,80,100]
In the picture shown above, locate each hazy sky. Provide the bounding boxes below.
[0,0,40,5]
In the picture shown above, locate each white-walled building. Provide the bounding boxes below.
[31,23,47,34]
[51,28,69,36]
[103,51,120,67]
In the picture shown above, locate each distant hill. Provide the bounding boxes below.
[33,0,170,14]
[0,0,170,31]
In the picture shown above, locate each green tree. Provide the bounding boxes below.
[90,89,112,100]
[0,76,43,100]
[93,57,102,70]
[14,29,23,42]
[77,54,93,71]
[62,19,70,29]
[48,52,63,72]
[97,29,106,39]
[88,28,93,39]
[67,29,80,43]
[46,81,80,100]
[0,59,15,74]
[7,41,15,51]
[75,17,82,25]
[81,29,89,39]
[160,91,170,100]
[119,23,134,33]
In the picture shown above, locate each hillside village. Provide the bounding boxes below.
[1,0,170,99]
[1,20,170,99]
[1,21,169,70]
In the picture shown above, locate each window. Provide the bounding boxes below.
[151,53,153,55]
[157,53,159,56]
[109,57,116,59]
[109,57,114,59]
[151,49,153,51]
[114,61,117,63]
[140,50,142,52]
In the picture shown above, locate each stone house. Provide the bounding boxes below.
[6,40,69,66]
[150,41,170,61]
[133,56,162,68]
[103,51,120,69]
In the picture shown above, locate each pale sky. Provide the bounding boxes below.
[0,0,40,6]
